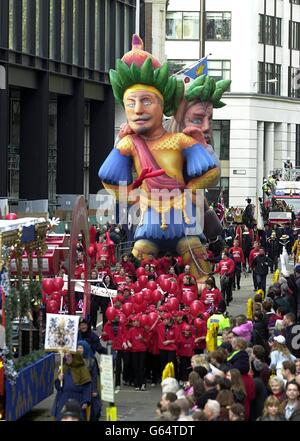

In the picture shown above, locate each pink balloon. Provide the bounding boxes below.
[5,213,17,220]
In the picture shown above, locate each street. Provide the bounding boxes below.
[20,270,273,421]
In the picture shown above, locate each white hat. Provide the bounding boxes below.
[274,335,286,344]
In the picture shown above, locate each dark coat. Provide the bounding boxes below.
[226,350,250,375]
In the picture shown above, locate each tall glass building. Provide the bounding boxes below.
[0,0,139,213]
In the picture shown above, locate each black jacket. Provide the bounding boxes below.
[226,350,250,375]
[252,255,271,275]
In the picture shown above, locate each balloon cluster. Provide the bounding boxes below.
[105,271,207,328]
[42,277,65,313]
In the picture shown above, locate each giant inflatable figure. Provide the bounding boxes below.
[99,35,225,283]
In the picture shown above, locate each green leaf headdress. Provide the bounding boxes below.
[185,75,231,108]
[109,35,184,117]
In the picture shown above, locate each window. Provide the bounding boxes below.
[289,21,300,50]
[208,60,231,84]
[259,15,281,46]
[213,120,230,161]
[166,11,200,40]
[205,12,231,41]
[296,125,300,168]
[289,67,300,98]
[290,0,300,4]
[258,62,281,95]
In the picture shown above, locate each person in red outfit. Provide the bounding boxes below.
[153,313,180,378]
[177,325,195,382]
[249,242,260,291]
[101,316,127,389]
[193,315,207,354]
[181,275,198,304]
[125,315,148,390]
[159,252,173,275]
[200,279,222,314]
[113,267,127,288]
[230,239,245,290]
[121,255,136,278]
[178,265,197,289]
[214,251,235,305]
[164,266,178,282]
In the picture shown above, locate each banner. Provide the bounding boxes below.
[75,281,117,298]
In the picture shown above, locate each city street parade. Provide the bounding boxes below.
[1,0,300,433]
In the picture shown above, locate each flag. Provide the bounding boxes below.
[174,57,208,85]
[215,189,225,224]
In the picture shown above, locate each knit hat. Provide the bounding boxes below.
[60,399,82,420]
[217,299,227,313]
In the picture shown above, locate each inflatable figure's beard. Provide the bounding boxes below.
[135,126,150,135]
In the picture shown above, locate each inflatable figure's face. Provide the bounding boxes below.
[124,89,164,136]
[183,101,213,144]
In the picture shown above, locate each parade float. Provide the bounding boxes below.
[0,216,55,420]
[99,35,229,287]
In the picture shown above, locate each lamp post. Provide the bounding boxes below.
[135,0,140,35]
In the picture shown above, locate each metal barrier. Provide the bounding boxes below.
[115,241,135,261]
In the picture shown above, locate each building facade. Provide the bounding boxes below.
[0,0,137,214]
[165,0,300,207]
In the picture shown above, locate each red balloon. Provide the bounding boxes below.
[148,312,159,325]
[167,297,179,312]
[87,245,96,257]
[5,213,17,220]
[106,307,118,321]
[151,289,162,303]
[119,312,126,325]
[182,291,197,305]
[140,314,150,327]
[160,279,171,292]
[42,278,55,294]
[138,275,148,289]
[133,281,141,293]
[53,277,64,291]
[170,282,178,295]
[157,274,167,285]
[143,289,152,302]
[135,292,144,305]
[61,289,68,297]
[134,302,146,313]
[122,302,134,317]
[194,317,204,329]
[50,293,61,304]
[190,300,204,317]
[147,281,157,291]
[136,267,146,277]
[46,299,59,313]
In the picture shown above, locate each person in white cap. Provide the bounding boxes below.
[269,334,296,378]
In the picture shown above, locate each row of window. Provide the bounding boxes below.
[3,0,135,71]
[166,10,300,50]
[169,59,300,98]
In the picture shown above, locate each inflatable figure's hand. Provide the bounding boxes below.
[119,122,135,139]
[183,126,208,147]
